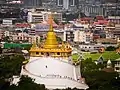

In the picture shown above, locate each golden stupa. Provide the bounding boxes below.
[29,16,72,59]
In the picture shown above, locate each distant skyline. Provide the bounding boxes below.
[21,0,42,7]
[103,0,118,2]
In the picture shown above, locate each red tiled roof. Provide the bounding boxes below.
[15,23,31,27]
[80,18,93,21]
[93,20,109,25]
[96,16,104,20]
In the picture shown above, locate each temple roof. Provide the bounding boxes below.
[43,15,58,49]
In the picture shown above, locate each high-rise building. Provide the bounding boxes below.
[42,0,79,12]
[0,0,6,4]
[23,0,42,8]
[57,0,78,10]
[78,0,105,16]
[103,0,120,16]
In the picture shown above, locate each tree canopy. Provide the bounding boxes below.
[105,46,117,51]
[81,58,120,90]
[0,54,25,79]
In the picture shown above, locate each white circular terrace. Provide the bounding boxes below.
[21,57,89,89]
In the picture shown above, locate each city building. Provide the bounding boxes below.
[105,24,120,39]
[20,15,89,90]
[78,0,105,16]
[79,44,104,52]
[28,29,36,36]
[0,29,5,40]
[107,16,120,24]
[57,0,77,10]
[27,12,44,23]
[114,57,120,76]
[27,11,62,23]
[22,0,42,8]
[114,24,120,39]
[96,38,117,44]
[74,30,93,44]
[12,33,40,44]
[63,30,74,42]
[42,0,79,12]
[103,0,120,16]
[104,22,115,39]
[0,29,14,40]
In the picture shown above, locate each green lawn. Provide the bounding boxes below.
[72,54,79,62]
[83,51,120,61]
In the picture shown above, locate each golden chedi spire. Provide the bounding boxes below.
[43,15,58,49]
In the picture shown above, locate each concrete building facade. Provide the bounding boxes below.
[12,33,40,44]
[74,30,93,44]
[22,0,42,8]
[27,11,62,23]
[42,0,79,12]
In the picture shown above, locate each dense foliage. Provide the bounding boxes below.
[105,46,117,51]
[56,37,62,43]
[0,54,25,89]
[81,58,120,90]
[0,54,25,79]
[2,36,10,42]
[54,18,59,25]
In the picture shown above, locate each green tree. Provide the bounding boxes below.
[2,36,10,42]
[81,58,120,90]
[54,18,59,25]
[0,54,25,79]
[56,37,62,43]
[105,46,116,51]
[24,45,32,51]
[81,58,105,74]
[40,37,44,42]
[0,54,25,90]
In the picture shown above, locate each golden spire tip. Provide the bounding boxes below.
[49,15,53,31]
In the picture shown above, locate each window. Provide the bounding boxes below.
[36,52,39,55]
[57,52,60,55]
[69,0,74,6]
[58,0,63,6]
[41,52,44,55]
[116,67,119,70]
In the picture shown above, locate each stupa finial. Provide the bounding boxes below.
[49,15,53,31]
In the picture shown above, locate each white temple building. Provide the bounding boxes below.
[20,16,89,90]
[21,57,89,89]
